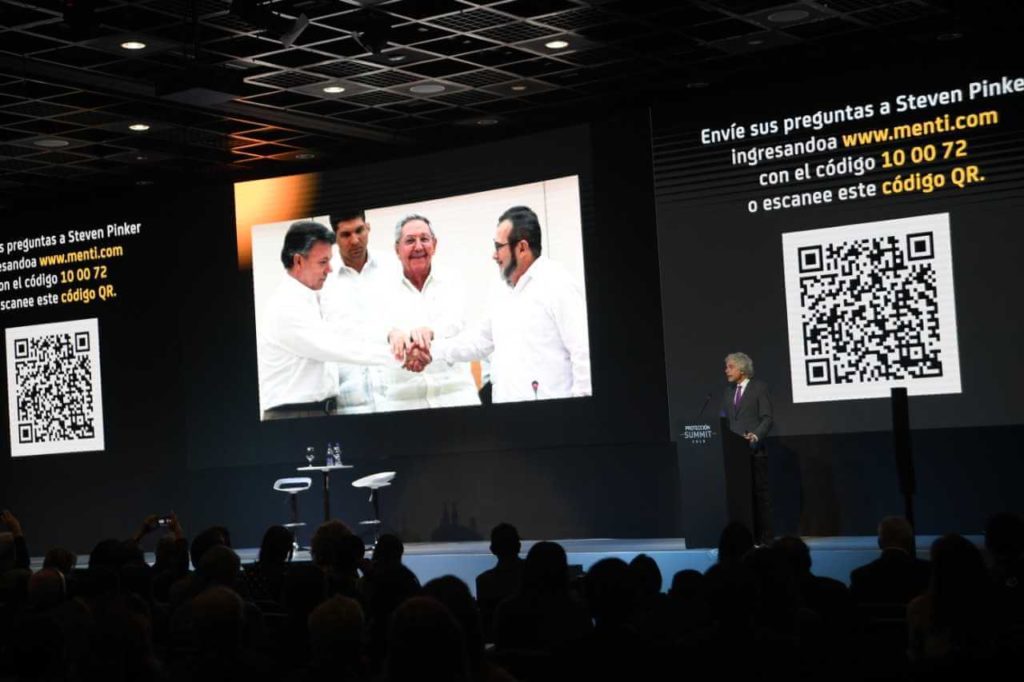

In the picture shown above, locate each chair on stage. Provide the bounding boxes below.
[351,471,395,544]
[273,476,312,546]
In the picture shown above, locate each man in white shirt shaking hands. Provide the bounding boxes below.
[258,221,429,420]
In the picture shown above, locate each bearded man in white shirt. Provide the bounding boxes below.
[379,215,480,411]
[257,220,427,420]
[422,206,591,403]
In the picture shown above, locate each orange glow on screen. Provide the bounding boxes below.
[234,173,320,269]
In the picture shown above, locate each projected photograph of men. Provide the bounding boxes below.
[248,176,590,420]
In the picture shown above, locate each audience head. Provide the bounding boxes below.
[336,532,366,575]
[308,594,365,664]
[522,541,569,594]
[191,586,245,652]
[877,516,916,553]
[489,523,521,560]
[258,524,295,564]
[629,553,663,598]
[718,522,755,564]
[197,544,241,588]
[42,547,77,575]
[586,557,635,626]
[929,534,989,596]
[773,536,813,576]
[669,569,705,599]
[373,534,404,565]
[423,575,483,658]
[385,596,469,682]
[190,525,230,570]
[311,519,353,570]
[88,538,125,570]
[365,563,421,617]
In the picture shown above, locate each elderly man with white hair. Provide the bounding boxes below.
[722,352,774,545]
[381,214,481,412]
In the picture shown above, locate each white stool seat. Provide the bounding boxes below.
[274,477,312,493]
[352,471,395,490]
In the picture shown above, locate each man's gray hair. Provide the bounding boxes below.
[725,352,754,378]
[394,213,436,243]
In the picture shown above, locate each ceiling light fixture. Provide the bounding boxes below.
[545,39,570,50]
[511,84,528,92]
[476,118,500,126]
[33,138,71,148]
[129,123,150,132]
[120,40,147,50]
[323,85,346,94]
[409,83,446,95]
[767,9,810,23]
[295,152,316,160]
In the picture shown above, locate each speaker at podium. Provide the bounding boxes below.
[679,413,755,536]
[719,416,754,534]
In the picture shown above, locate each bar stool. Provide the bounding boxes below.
[274,477,312,546]
[351,471,395,543]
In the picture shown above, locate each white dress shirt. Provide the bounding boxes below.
[376,269,480,412]
[318,248,396,413]
[440,256,591,403]
[257,273,393,413]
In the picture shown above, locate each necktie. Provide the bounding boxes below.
[734,385,743,408]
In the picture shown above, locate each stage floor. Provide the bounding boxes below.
[33,535,973,595]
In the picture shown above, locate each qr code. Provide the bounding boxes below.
[782,213,961,403]
[4,318,105,456]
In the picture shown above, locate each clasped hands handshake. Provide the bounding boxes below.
[389,327,434,373]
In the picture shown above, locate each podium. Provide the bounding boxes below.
[720,417,754,532]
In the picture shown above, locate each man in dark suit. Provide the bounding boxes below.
[722,352,774,545]
[850,516,930,606]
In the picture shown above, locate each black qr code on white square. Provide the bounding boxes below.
[4,318,104,457]
[782,213,961,403]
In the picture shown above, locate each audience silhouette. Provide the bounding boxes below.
[1,510,1023,681]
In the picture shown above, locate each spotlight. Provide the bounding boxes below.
[279,13,309,48]
[230,1,309,47]
[351,8,395,55]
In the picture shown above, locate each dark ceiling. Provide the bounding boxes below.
[0,0,1016,208]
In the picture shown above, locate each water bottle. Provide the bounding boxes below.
[325,442,332,467]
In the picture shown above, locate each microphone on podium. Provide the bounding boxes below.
[697,392,712,419]
[531,380,539,400]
